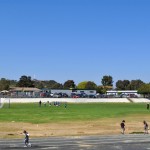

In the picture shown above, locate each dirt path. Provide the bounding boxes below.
[0,116,147,139]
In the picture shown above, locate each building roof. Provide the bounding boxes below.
[10,87,41,92]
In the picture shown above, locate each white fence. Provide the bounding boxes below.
[1,98,150,104]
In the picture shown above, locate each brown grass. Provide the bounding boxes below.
[0,115,148,139]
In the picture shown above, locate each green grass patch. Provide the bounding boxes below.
[0,103,149,124]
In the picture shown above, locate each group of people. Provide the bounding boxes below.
[120,120,149,134]
[39,100,67,108]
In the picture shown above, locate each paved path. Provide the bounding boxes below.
[0,134,150,150]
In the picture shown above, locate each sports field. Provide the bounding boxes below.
[0,103,149,138]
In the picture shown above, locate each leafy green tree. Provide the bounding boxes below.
[52,83,63,89]
[0,78,10,91]
[138,84,150,97]
[96,86,104,94]
[17,75,34,87]
[46,80,58,88]
[63,80,76,89]
[85,81,97,90]
[123,80,130,90]
[77,81,97,90]
[116,80,130,90]
[101,75,113,86]
[34,80,44,89]
[116,80,124,90]
[9,80,17,87]
[77,81,88,89]
[130,80,144,90]
[41,80,58,88]
[33,80,63,89]
[102,88,107,94]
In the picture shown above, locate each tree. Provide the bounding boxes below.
[52,83,63,89]
[9,80,17,87]
[130,79,144,90]
[85,81,97,90]
[63,80,76,89]
[33,80,44,89]
[116,80,130,90]
[96,86,104,94]
[0,78,10,91]
[77,81,88,89]
[45,80,58,88]
[138,84,150,97]
[101,75,113,86]
[116,80,124,90]
[17,75,34,87]
[41,80,58,89]
[123,80,130,90]
[77,81,97,90]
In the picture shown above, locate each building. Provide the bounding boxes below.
[106,90,140,97]
[10,87,41,97]
[51,89,96,96]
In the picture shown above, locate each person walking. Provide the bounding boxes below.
[120,120,125,134]
[39,100,42,107]
[65,102,67,109]
[23,130,31,147]
[147,103,149,110]
[143,120,149,134]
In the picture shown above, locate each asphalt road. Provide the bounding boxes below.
[0,134,150,150]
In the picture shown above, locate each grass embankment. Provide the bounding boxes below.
[0,103,149,138]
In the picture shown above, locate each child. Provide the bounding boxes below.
[65,103,67,109]
[23,130,31,147]
[143,120,149,134]
[120,120,125,134]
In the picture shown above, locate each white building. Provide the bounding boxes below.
[106,90,140,97]
[50,89,96,96]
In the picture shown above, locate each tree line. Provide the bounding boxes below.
[0,75,150,96]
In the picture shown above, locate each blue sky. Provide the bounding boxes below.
[0,0,150,86]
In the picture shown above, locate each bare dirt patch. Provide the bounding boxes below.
[0,116,148,139]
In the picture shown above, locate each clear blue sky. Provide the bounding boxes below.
[0,0,150,86]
